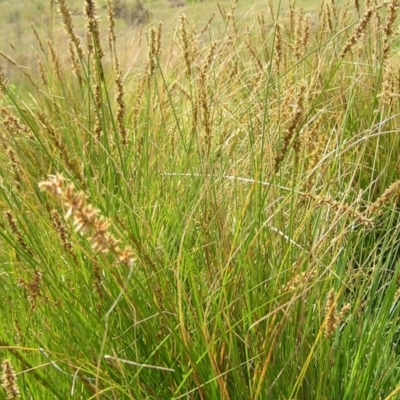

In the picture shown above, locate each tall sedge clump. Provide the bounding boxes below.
[39,174,134,268]
[1,360,20,400]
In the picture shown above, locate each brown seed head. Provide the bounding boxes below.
[1,360,20,400]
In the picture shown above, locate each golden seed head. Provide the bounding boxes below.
[324,289,337,338]
[39,175,134,266]
[56,0,84,59]
[1,360,20,400]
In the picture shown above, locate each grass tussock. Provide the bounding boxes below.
[0,0,400,398]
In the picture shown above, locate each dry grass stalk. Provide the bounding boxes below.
[366,179,400,215]
[37,113,83,182]
[148,26,157,77]
[47,40,62,81]
[39,174,135,268]
[0,108,30,137]
[294,6,305,60]
[274,23,283,75]
[1,360,20,400]
[93,82,103,142]
[0,52,17,67]
[274,83,306,172]
[305,193,374,227]
[339,2,351,28]
[115,70,128,144]
[302,14,311,56]
[339,8,373,59]
[397,65,400,94]
[57,0,84,59]
[6,147,22,190]
[200,13,216,35]
[156,21,163,59]
[267,0,275,22]
[204,41,217,72]
[330,0,338,20]
[379,62,397,105]
[289,0,296,34]
[94,115,102,143]
[382,0,399,61]
[132,75,146,132]
[324,289,351,338]
[195,67,211,155]
[198,43,216,154]
[280,268,316,293]
[68,42,82,85]
[257,13,268,47]
[5,211,32,256]
[35,52,47,85]
[198,64,211,154]
[30,25,45,54]
[246,37,263,71]
[324,289,337,338]
[303,118,325,187]
[92,261,104,310]
[26,270,42,311]
[106,0,116,53]
[217,2,227,22]
[50,209,74,256]
[23,71,39,89]
[137,24,143,49]
[324,2,334,33]
[227,0,238,35]
[180,14,192,78]
[84,0,104,60]
[355,0,360,15]
[0,65,7,92]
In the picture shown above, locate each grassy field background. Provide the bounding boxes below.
[0,0,400,399]
[0,0,319,79]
